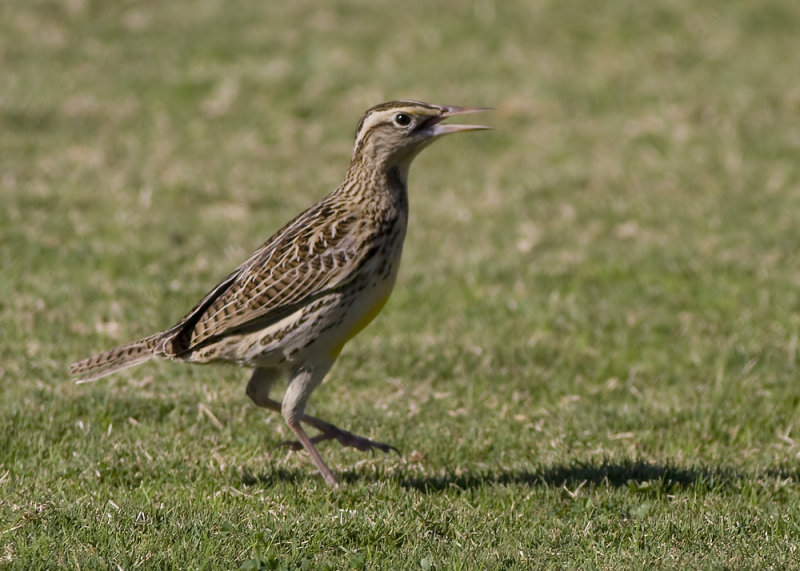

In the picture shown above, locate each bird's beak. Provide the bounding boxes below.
[426,105,493,136]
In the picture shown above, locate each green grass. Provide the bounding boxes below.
[3,0,800,568]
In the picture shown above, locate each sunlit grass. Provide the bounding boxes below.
[2,0,800,568]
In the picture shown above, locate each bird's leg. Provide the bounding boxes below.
[246,368,396,463]
[245,367,281,410]
[248,366,335,483]
[281,362,339,486]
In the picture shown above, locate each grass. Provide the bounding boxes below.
[3,0,800,568]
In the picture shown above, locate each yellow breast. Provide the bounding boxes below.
[328,289,392,359]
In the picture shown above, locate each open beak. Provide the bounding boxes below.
[425,105,493,136]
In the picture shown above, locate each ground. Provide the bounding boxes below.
[2,0,800,568]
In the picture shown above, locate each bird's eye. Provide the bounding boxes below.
[393,113,412,127]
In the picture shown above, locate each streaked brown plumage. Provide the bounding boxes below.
[70,100,490,485]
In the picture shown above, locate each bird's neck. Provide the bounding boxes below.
[339,155,412,209]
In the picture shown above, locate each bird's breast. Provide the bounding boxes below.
[325,226,405,358]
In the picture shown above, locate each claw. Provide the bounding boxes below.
[278,428,398,455]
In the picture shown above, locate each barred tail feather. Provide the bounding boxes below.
[69,334,162,383]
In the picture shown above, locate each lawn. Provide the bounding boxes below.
[2,0,800,568]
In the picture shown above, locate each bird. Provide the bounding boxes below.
[69,100,491,486]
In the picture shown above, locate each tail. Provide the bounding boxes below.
[69,333,163,383]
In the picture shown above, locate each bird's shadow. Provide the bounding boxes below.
[394,459,739,493]
[241,457,797,492]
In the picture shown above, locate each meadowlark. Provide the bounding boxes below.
[70,100,491,485]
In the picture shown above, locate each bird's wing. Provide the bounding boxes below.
[164,200,377,355]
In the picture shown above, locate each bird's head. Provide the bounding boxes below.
[349,100,491,178]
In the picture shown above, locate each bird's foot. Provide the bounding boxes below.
[280,422,398,455]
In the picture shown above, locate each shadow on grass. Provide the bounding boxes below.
[394,459,744,493]
[241,466,314,487]
[241,458,749,492]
